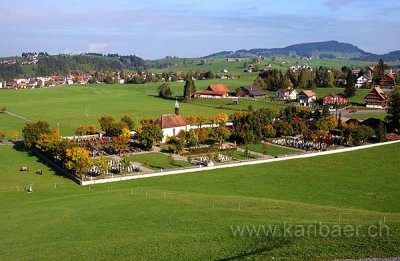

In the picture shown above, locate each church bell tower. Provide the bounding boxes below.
[174,98,180,115]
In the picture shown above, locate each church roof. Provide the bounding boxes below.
[154,114,189,129]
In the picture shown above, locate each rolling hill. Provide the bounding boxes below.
[203,40,371,59]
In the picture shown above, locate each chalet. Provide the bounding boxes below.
[322,93,348,106]
[239,86,266,98]
[380,73,395,88]
[298,90,316,107]
[154,101,190,143]
[194,84,229,98]
[364,86,387,109]
[355,75,372,88]
[275,88,297,100]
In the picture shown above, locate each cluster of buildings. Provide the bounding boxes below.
[0,74,93,89]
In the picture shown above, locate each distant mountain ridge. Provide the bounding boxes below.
[203,40,399,61]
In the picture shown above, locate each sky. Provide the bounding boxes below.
[1,0,399,59]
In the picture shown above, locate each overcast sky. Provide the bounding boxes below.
[1,0,399,59]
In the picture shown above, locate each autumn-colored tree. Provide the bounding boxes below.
[112,127,131,155]
[312,130,330,150]
[75,125,87,136]
[209,113,228,126]
[35,129,62,155]
[196,116,207,128]
[324,116,338,131]
[0,131,6,140]
[11,131,18,141]
[120,115,135,130]
[22,120,52,148]
[99,115,116,132]
[86,124,98,135]
[65,147,92,179]
[262,124,276,139]
[195,127,211,143]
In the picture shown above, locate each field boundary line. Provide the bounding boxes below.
[81,140,400,186]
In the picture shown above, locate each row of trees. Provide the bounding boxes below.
[0,131,19,141]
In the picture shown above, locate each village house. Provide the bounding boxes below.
[380,73,395,89]
[194,84,230,99]
[297,90,317,107]
[239,86,266,98]
[154,101,190,143]
[322,93,348,106]
[276,88,297,100]
[355,75,372,88]
[364,86,388,109]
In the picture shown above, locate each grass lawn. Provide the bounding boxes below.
[349,112,388,121]
[0,113,27,138]
[244,143,301,156]
[229,150,259,160]
[0,79,284,135]
[192,97,285,112]
[126,152,191,170]
[0,143,399,260]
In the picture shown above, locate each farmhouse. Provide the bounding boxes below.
[355,75,372,88]
[154,101,190,143]
[322,93,348,106]
[194,84,229,98]
[380,73,395,89]
[276,88,297,100]
[364,86,387,109]
[297,90,316,107]
[239,86,266,98]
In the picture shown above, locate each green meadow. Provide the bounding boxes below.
[0,143,399,260]
[0,81,383,136]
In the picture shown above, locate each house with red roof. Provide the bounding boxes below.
[322,93,348,106]
[194,84,229,98]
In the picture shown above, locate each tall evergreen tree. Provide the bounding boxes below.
[386,89,400,132]
[183,72,196,102]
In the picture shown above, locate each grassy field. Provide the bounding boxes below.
[148,57,371,75]
[127,152,191,170]
[349,112,388,121]
[0,82,259,135]
[0,113,27,138]
[244,143,301,156]
[0,143,399,260]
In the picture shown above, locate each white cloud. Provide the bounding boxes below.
[87,43,107,53]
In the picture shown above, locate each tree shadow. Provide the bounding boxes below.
[12,142,73,179]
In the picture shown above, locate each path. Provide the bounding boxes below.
[81,140,400,186]
[4,110,31,122]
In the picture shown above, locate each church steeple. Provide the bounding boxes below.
[174,98,180,115]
